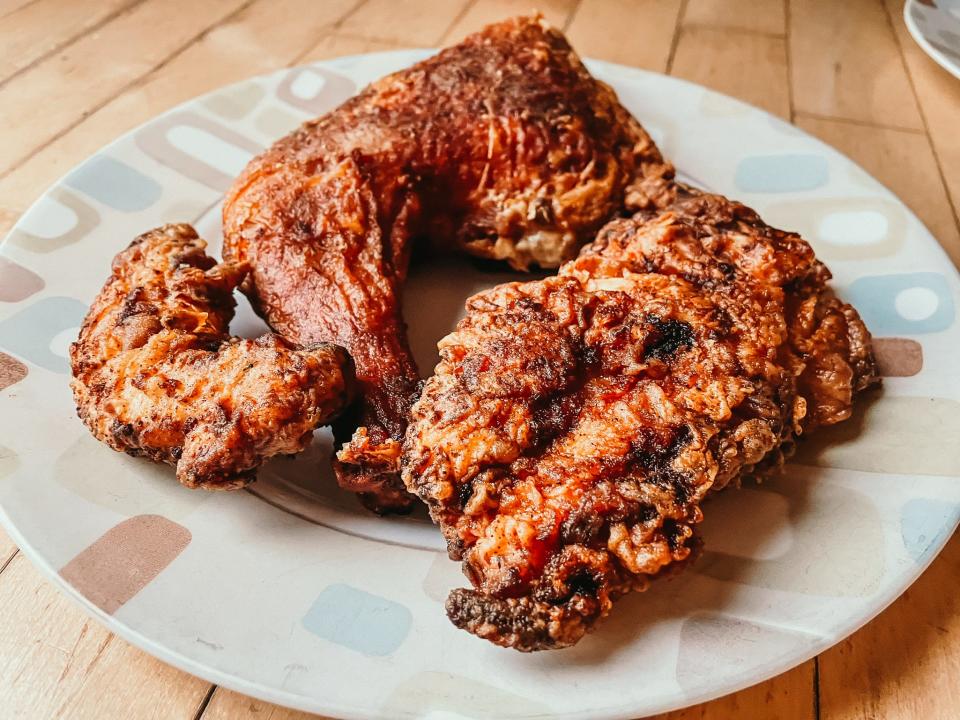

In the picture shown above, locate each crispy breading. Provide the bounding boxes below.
[222,15,674,512]
[70,224,353,489]
[402,192,879,650]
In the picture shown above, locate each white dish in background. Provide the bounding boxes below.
[905,0,960,78]
[0,50,958,719]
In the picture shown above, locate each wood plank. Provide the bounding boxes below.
[789,0,923,130]
[198,657,816,718]
[202,662,814,720]
[795,114,960,266]
[683,0,785,36]
[0,0,249,177]
[0,0,135,84]
[0,0,38,18]
[202,687,323,719]
[670,25,790,118]
[0,553,211,719]
[566,0,684,70]
[0,0,358,230]
[884,0,960,243]
[651,661,815,720]
[299,33,402,63]
[441,0,578,43]
[0,525,17,570]
[819,534,960,720]
[339,0,471,46]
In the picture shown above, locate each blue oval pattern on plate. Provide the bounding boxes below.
[734,154,829,193]
[845,272,955,335]
[0,297,87,373]
[302,583,412,657]
[64,156,162,212]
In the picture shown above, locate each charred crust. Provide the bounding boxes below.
[445,587,603,652]
[643,316,694,361]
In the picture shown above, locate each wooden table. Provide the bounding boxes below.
[1,0,958,718]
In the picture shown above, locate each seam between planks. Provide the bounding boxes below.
[335,0,371,31]
[813,656,821,720]
[681,22,786,39]
[664,0,690,74]
[289,0,391,66]
[0,0,41,21]
[0,547,20,577]
[192,684,217,720]
[785,0,795,122]
[0,0,148,90]
[439,0,477,44]
[562,0,582,32]
[793,110,929,134]
[0,0,259,185]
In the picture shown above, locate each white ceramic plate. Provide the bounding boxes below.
[1,51,959,720]
[905,0,960,78]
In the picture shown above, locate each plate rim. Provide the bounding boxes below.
[904,0,960,80]
[1,48,959,719]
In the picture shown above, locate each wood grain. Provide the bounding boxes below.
[670,25,790,118]
[300,33,402,63]
[198,657,817,719]
[795,114,960,266]
[566,0,684,70]
[338,0,471,46]
[819,534,960,720]
[789,0,923,129]
[0,0,358,232]
[202,687,323,719]
[0,525,17,570]
[0,0,252,177]
[651,661,815,720]
[683,0,785,35]
[0,553,211,719]
[0,0,135,84]
[0,0,39,17]
[442,0,579,42]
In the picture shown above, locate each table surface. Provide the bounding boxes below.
[1,0,958,718]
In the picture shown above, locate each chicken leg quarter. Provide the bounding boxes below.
[222,15,675,513]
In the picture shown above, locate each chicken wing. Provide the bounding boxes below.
[222,15,674,512]
[70,224,353,489]
[401,191,879,650]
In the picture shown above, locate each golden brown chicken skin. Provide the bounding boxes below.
[70,224,353,489]
[222,15,675,513]
[401,192,879,651]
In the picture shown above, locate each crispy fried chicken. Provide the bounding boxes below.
[401,191,879,650]
[222,15,675,513]
[70,224,353,489]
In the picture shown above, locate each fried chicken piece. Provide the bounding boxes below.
[222,15,674,513]
[402,192,879,650]
[70,224,353,489]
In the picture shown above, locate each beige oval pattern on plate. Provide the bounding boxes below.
[794,395,960,476]
[8,187,100,254]
[695,481,886,597]
[59,515,191,615]
[0,352,27,391]
[0,257,44,302]
[0,444,18,480]
[763,197,906,260]
[873,337,924,377]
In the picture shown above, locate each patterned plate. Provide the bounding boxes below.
[1,51,958,720]
[905,0,960,78]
